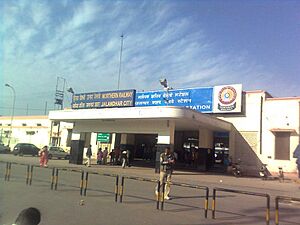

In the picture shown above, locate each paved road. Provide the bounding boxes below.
[0,155,300,225]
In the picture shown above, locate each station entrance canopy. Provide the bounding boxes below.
[70,84,242,114]
[48,106,233,134]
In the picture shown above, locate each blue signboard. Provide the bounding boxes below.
[135,87,213,113]
[72,89,136,109]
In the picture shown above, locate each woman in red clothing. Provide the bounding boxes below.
[39,146,49,167]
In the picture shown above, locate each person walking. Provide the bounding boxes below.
[156,146,175,200]
[39,146,48,167]
[85,145,92,167]
[121,149,131,168]
[103,147,108,165]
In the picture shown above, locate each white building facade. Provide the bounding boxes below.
[1,86,299,176]
[0,116,72,151]
[217,91,300,174]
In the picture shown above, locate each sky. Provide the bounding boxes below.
[1,0,300,116]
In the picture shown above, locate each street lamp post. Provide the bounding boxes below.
[5,83,16,147]
[118,34,124,90]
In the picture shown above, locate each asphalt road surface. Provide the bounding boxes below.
[0,154,300,225]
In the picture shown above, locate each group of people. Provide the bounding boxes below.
[84,145,109,167]
[96,147,109,165]
[84,146,130,168]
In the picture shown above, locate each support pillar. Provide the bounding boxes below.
[155,120,175,173]
[198,128,214,171]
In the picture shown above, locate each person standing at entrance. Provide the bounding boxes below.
[103,147,108,165]
[156,147,175,200]
[97,148,103,165]
[85,145,92,167]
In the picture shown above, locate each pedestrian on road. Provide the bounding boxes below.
[156,146,175,200]
[39,146,48,167]
[85,145,92,167]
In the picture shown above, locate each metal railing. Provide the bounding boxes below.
[212,187,270,225]
[275,195,300,225]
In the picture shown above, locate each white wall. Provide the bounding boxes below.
[218,92,300,173]
[262,99,300,172]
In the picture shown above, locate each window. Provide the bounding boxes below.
[4,130,11,138]
[274,132,290,160]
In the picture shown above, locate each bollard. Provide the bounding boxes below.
[7,162,12,181]
[4,162,9,181]
[26,165,30,185]
[83,172,89,196]
[212,188,216,219]
[80,171,84,196]
[156,180,160,210]
[275,197,279,225]
[54,169,59,190]
[29,165,33,185]
[204,187,209,218]
[161,182,165,211]
[115,175,119,202]
[266,195,270,225]
[119,176,124,203]
[51,168,55,190]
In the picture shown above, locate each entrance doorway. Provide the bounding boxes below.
[134,134,157,161]
[212,132,230,172]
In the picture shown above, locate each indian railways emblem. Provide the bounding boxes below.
[218,86,237,111]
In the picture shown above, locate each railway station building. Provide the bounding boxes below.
[1,84,299,176]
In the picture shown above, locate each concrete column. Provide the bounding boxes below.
[71,132,92,158]
[90,132,97,159]
[155,120,175,173]
[71,132,84,141]
[157,120,175,148]
[198,128,213,149]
